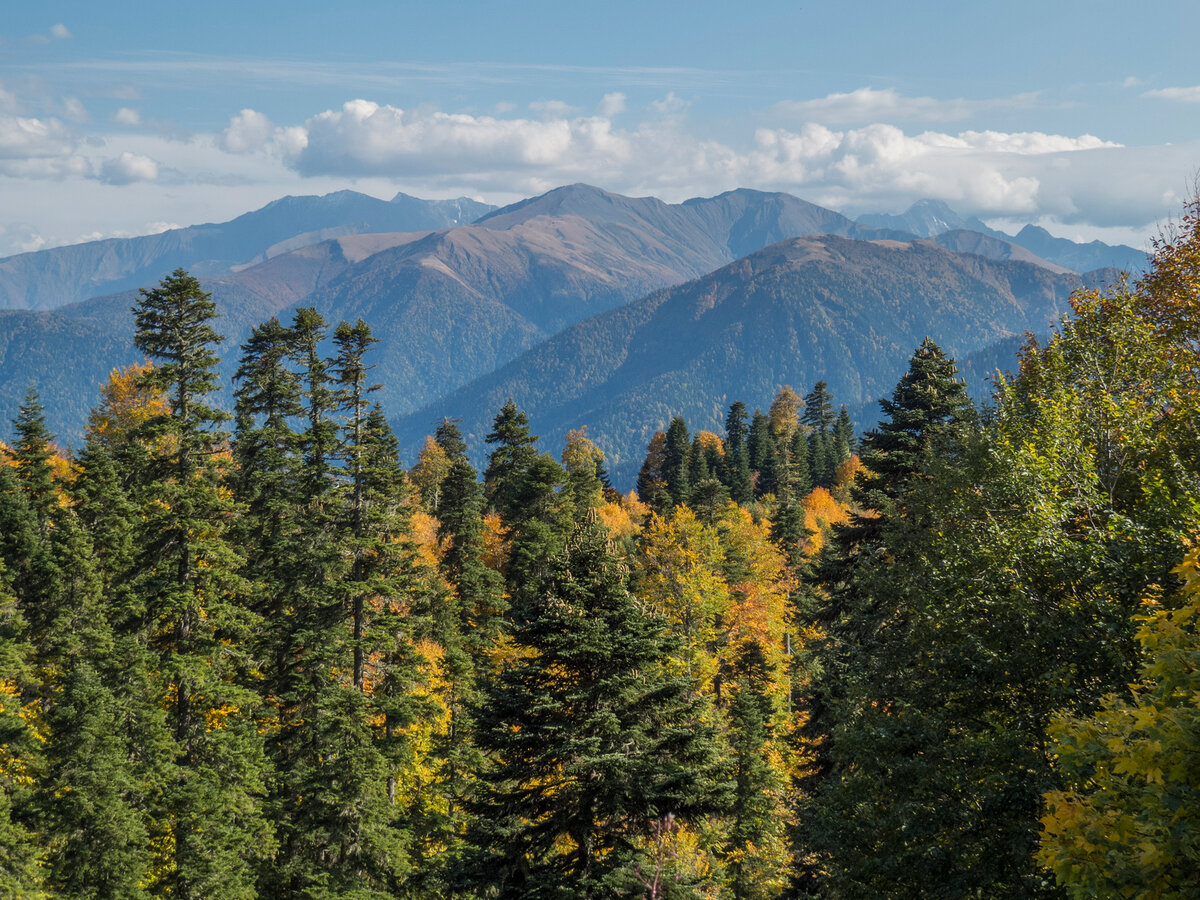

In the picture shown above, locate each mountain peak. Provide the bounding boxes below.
[856,198,981,238]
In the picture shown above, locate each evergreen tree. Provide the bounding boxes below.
[483,398,539,519]
[467,513,729,897]
[832,406,855,464]
[747,410,777,497]
[725,642,787,900]
[12,388,56,530]
[0,471,46,897]
[636,432,670,515]
[723,402,753,504]
[662,415,692,508]
[130,269,272,899]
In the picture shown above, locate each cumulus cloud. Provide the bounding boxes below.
[99,151,159,184]
[0,114,77,160]
[290,99,629,178]
[50,24,71,39]
[1143,85,1200,103]
[219,108,275,153]
[776,87,1039,124]
[113,107,141,126]
[218,108,308,158]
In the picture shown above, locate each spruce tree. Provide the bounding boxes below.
[467,513,729,897]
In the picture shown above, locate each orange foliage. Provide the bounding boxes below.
[833,454,864,488]
[717,503,794,696]
[87,362,169,447]
[598,490,651,539]
[693,430,725,456]
[801,487,851,555]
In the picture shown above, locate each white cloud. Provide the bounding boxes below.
[99,151,159,184]
[0,114,76,160]
[219,108,275,153]
[291,99,622,178]
[0,85,17,114]
[113,107,141,126]
[1143,85,1200,103]
[50,24,71,40]
[776,87,1039,124]
[598,92,626,117]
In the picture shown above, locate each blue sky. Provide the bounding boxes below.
[1,1,1198,256]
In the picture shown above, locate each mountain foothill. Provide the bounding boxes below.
[0,183,1148,481]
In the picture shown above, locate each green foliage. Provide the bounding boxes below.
[467,514,729,897]
[1040,543,1200,899]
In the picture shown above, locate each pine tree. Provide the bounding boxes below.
[467,513,729,897]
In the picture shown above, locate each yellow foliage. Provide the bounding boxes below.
[86,361,169,447]
[636,507,730,687]
[411,511,444,568]
[693,430,725,456]
[481,511,509,573]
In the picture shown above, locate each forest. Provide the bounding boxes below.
[1,202,1198,900]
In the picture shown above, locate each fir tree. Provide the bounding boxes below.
[483,398,539,519]
[662,415,692,508]
[723,402,753,504]
[130,269,272,899]
[747,410,777,497]
[467,513,729,897]
[636,432,670,514]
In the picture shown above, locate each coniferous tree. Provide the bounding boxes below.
[467,513,729,897]
[130,269,272,899]
[725,641,788,900]
[796,340,976,896]
[0,551,45,897]
[747,410,777,497]
[662,415,692,508]
[637,431,670,514]
[723,402,754,504]
[483,398,539,518]
[13,388,56,530]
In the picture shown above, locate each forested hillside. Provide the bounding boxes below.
[404,234,1082,485]
[0,198,1197,898]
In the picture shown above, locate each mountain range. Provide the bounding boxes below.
[396,234,1085,485]
[0,185,1152,484]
